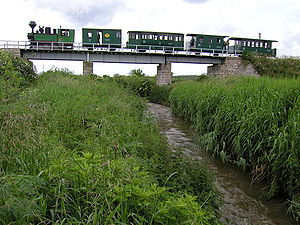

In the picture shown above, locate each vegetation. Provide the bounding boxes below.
[169,76,300,220]
[0,50,36,102]
[129,68,146,77]
[242,52,300,78]
[0,60,221,224]
[114,76,173,105]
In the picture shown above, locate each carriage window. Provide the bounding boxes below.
[88,32,92,38]
[164,35,168,40]
[61,30,69,37]
[199,37,204,43]
[209,38,213,44]
[217,38,221,44]
[169,35,173,41]
[179,36,183,41]
[154,35,158,40]
[136,34,139,39]
[267,42,271,48]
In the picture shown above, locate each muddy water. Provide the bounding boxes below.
[147,103,296,225]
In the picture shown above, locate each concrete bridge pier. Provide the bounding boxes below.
[156,62,172,86]
[83,61,93,75]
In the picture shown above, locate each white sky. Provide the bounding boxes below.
[1,0,300,76]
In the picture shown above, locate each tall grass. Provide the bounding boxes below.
[169,76,300,220]
[0,71,221,224]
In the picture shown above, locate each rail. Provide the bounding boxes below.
[0,40,243,57]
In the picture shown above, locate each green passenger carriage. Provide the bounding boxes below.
[126,31,184,51]
[82,28,122,49]
[229,37,277,56]
[186,34,228,53]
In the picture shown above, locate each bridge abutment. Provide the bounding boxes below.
[207,57,259,77]
[83,61,93,75]
[2,48,21,57]
[156,62,172,86]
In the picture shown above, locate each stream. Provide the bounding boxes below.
[147,103,296,225]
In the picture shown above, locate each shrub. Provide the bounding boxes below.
[0,50,36,101]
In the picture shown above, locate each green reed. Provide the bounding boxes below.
[169,76,300,220]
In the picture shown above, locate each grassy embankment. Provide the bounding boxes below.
[0,51,221,224]
[169,76,300,221]
[243,52,300,78]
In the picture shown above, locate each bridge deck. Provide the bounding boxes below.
[1,40,242,64]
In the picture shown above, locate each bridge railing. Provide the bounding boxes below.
[0,40,243,57]
[0,40,29,49]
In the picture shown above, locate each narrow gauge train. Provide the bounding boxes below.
[27,21,277,56]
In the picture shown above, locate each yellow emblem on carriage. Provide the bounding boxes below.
[104,33,110,38]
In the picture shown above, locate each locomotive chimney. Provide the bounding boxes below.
[29,21,37,33]
[259,33,261,40]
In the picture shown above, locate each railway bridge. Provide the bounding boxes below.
[0,41,258,85]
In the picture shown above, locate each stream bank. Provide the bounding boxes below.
[148,103,296,225]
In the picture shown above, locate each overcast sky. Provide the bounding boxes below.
[1,0,300,75]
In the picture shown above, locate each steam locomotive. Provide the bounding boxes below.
[27,21,277,56]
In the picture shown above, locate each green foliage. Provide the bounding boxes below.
[129,68,146,77]
[0,72,221,224]
[0,175,47,225]
[0,50,36,101]
[169,76,300,220]
[114,76,173,105]
[114,76,154,97]
[242,52,300,78]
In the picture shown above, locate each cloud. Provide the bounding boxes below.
[183,0,209,4]
[31,0,125,26]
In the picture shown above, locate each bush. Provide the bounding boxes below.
[0,50,36,101]
[114,76,173,105]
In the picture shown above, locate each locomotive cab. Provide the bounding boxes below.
[27,21,75,50]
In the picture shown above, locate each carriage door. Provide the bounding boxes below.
[97,31,102,45]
